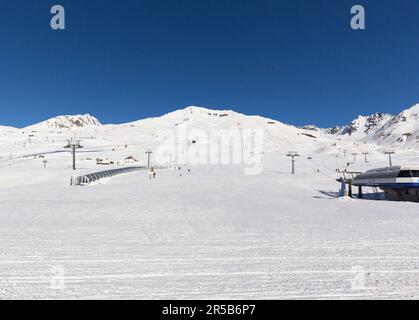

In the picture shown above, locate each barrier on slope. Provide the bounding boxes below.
[70,166,146,186]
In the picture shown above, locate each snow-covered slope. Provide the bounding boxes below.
[1,105,419,299]
[1,121,419,299]
[2,104,419,153]
[24,114,101,130]
[101,106,334,156]
[0,106,335,170]
[328,104,419,149]
[369,104,419,147]
[0,125,17,132]
[337,113,393,137]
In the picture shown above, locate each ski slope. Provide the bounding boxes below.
[0,106,419,299]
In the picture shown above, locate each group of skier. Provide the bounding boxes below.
[148,166,193,180]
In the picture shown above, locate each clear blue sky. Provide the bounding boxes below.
[1,0,418,128]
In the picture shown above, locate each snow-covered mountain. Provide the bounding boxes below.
[0,125,17,132]
[329,104,419,148]
[24,114,101,130]
[112,106,330,154]
[367,104,419,147]
[2,103,419,150]
[337,112,393,137]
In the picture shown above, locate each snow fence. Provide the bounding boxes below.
[70,166,147,186]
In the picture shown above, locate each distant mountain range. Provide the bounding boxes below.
[2,103,419,149]
[327,104,419,148]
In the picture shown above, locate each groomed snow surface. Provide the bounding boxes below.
[1,107,419,300]
[1,152,419,299]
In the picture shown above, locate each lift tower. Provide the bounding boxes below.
[362,152,369,164]
[145,150,153,168]
[64,139,83,170]
[384,151,395,167]
[352,152,358,161]
[287,152,300,174]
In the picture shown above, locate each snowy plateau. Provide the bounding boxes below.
[1,104,419,299]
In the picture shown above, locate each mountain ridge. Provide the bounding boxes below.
[22,114,101,130]
[2,104,419,148]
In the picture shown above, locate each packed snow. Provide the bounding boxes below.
[1,105,419,299]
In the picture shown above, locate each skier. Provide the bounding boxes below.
[149,167,155,180]
[338,177,347,197]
